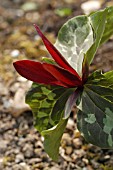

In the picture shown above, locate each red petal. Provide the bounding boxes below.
[13,60,68,87]
[43,63,82,87]
[34,24,81,80]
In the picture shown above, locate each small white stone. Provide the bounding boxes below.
[41,136,44,141]
[19,162,30,170]
[15,153,24,163]
[104,155,110,159]
[16,9,24,17]
[11,49,20,57]
[34,35,40,41]
[0,158,4,164]
[17,76,28,82]
[81,0,101,14]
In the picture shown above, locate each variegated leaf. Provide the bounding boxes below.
[26,83,77,160]
[77,71,113,148]
[26,83,69,132]
[55,15,94,76]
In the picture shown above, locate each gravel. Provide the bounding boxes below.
[1,111,113,169]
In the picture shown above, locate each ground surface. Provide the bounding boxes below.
[1,0,113,169]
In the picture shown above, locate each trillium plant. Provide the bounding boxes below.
[14,7,113,160]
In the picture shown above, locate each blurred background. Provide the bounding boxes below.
[0,0,113,169]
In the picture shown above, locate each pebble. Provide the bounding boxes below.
[18,120,29,135]
[74,129,81,138]
[34,148,43,157]
[15,153,24,163]
[82,167,88,170]
[12,163,30,170]
[65,146,73,155]
[29,158,42,164]
[0,140,8,153]
[5,148,20,156]
[73,138,83,148]
[81,0,101,14]
[104,155,110,160]
[35,140,43,148]
[18,137,27,147]
[11,88,30,117]
[66,118,75,130]
[50,166,61,170]
[21,2,38,11]
[10,49,20,58]
[3,130,15,141]
[82,158,89,165]
[62,133,72,146]
[90,159,100,169]
[17,77,28,82]
[60,147,72,162]
[22,143,34,158]
[74,149,86,158]
[71,153,78,161]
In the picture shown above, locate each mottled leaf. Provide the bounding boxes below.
[55,15,94,76]
[26,83,65,132]
[26,83,75,160]
[77,71,113,148]
[26,83,76,132]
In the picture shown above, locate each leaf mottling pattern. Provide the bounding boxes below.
[55,16,93,76]
[26,83,76,160]
[77,71,113,148]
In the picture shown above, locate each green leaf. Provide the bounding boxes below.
[100,6,113,45]
[86,8,107,65]
[42,118,68,161]
[55,8,72,17]
[55,15,94,76]
[87,70,113,88]
[77,71,113,148]
[26,83,66,132]
[26,83,77,160]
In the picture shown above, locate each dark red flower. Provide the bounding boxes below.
[13,25,82,88]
